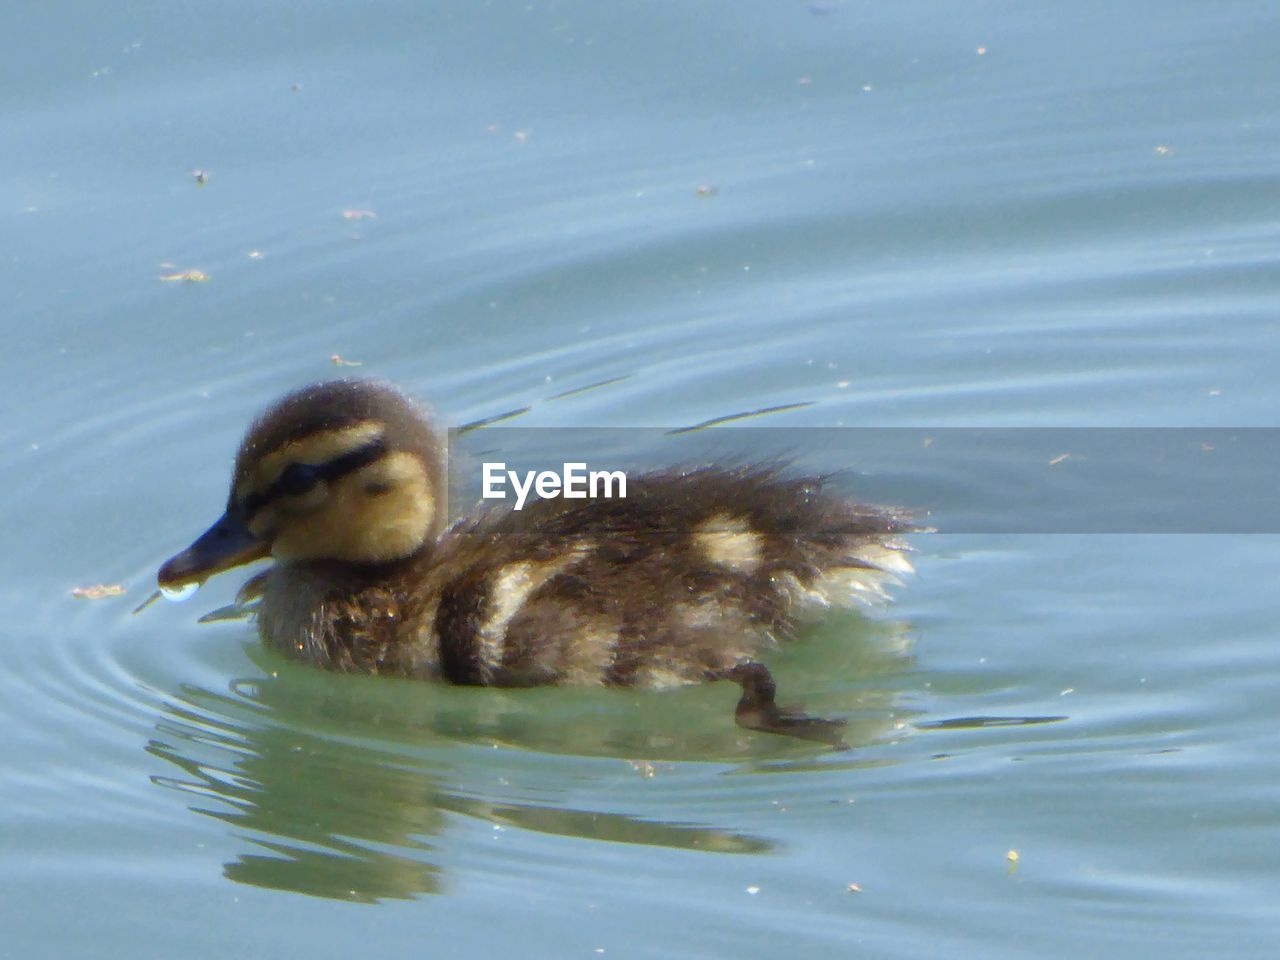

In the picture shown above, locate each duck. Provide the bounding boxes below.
[157,379,915,745]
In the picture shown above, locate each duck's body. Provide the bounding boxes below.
[159,380,914,744]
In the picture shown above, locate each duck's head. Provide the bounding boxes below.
[158,379,447,591]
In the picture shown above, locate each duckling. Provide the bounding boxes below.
[158,379,914,745]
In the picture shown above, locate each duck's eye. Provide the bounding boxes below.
[278,462,322,497]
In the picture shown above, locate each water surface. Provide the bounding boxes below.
[3,2,1279,957]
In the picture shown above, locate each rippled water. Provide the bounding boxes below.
[4,1,1279,957]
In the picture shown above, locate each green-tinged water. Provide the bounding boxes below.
[3,2,1279,957]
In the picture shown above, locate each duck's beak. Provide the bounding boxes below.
[158,505,270,589]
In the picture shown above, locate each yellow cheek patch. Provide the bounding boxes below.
[354,450,428,494]
[271,450,438,564]
[247,421,385,495]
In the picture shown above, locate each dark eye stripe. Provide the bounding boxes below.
[278,462,322,497]
[241,438,388,518]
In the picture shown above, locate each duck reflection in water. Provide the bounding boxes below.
[146,616,916,903]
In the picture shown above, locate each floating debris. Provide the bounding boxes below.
[342,209,377,221]
[1154,145,1172,156]
[159,269,208,283]
[198,600,258,623]
[1007,849,1020,874]
[72,583,125,600]
[1048,452,1071,466]
[916,715,1067,730]
[132,590,162,614]
[667,400,816,435]
[192,169,209,186]
[846,883,862,893]
[546,375,630,401]
[247,250,265,260]
[331,354,363,367]
[695,184,719,197]
[455,406,532,435]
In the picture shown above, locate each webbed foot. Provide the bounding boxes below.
[721,662,848,749]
